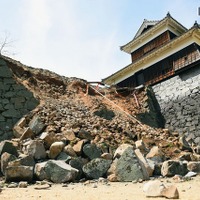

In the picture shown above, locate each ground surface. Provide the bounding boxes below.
[1,176,200,200]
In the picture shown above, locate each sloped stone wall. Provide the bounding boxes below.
[0,58,39,141]
[152,65,200,145]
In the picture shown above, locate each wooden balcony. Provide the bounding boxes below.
[173,50,200,71]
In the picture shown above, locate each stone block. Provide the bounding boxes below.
[161,160,188,177]
[0,140,18,157]
[83,158,112,179]
[5,165,34,182]
[34,160,78,183]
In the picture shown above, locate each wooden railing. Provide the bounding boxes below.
[173,51,200,71]
[145,69,174,86]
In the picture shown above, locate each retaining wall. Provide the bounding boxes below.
[0,58,39,141]
[152,65,200,145]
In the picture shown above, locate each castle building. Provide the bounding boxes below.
[103,13,200,89]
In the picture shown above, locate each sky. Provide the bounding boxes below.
[0,0,199,81]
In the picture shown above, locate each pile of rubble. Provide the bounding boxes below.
[0,61,200,195]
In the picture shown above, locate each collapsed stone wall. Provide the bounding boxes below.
[0,58,39,141]
[136,87,165,129]
[152,65,200,145]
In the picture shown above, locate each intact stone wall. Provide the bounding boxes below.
[0,58,39,141]
[152,66,200,145]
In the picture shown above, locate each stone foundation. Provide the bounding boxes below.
[0,58,39,141]
[152,66,200,144]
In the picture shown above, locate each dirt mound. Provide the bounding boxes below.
[0,56,184,159]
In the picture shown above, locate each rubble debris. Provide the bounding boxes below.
[0,58,199,187]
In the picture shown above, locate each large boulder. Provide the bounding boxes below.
[5,154,35,182]
[161,160,188,177]
[83,143,102,160]
[34,160,78,183]
[143,180,179,199]
[22,140,46,160]
[83,158,112,179]
[69,157,88,180]
[9,154,35,167]
[29,115,46,136]
[108,144,149,182]
[5,166,34,182]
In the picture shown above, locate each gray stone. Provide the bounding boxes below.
[0,140,18,156]
[83,143,102,160]
[56,152,71,162]
[5,165,34,182]
[113,143,133,159]
[108,145,148,182]
[69,157,88,180]
[23,140,46,160]
[161,160,188,177]
[34,160,78,183]
[34,161,47,181]
[2,108,21,118]
[29,115,46,136]
[78,129,93,140]
[9,154,35,167]
[0,65,12,78]
[153,162,162,176]
[83,158,112,179]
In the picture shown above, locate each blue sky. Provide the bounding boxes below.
[0,0,199,81]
